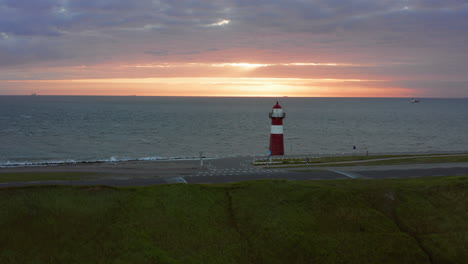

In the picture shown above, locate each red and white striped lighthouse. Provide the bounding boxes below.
[269,101,286,156]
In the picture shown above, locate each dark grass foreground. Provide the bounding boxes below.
[0,177,467,264]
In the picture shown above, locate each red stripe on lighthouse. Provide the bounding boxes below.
[270,134,284,155]
[269,101,285,156]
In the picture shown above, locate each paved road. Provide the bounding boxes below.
[185,170,346,184]
[0,156,466,187]
[263,153,468,168]
[1,166,466,187]
[354,167,468,179]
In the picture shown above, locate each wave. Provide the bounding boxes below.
[0,155,211,168]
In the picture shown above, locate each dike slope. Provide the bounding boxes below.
[0,176,467,263]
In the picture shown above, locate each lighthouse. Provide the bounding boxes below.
[269,101,286,155]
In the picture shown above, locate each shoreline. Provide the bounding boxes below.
[1,151,467,178]
[0,153,466,187]
[0,156,213,169]
[2,150,467,170]
[2,150,467,169]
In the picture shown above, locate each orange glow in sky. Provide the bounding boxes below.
[1,1,467,98]
[0,77,413,97]
[0,58,420,97]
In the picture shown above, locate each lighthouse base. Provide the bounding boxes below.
[269,134,284,156]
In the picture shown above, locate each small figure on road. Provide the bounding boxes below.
[306,157,310,164]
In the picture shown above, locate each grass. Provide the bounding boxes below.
[271,154,468,168]
[0,176,467,263]
[329,155,468,167]
[255,154,420,164]
[0,172,99,183]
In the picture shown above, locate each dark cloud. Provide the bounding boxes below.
[0,0,69,36]
[2,0,466,38]
[408,0,467,9]
[0,0,467,96]
[342,6,468,36]
[0,37,64,66]
[67,0,153,11]
[1,0,59,12]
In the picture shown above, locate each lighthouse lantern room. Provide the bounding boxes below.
[269,101,286,155]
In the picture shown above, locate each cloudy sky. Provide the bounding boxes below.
[1,0,467,97]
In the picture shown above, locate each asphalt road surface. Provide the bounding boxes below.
[0,166,466,188]
[354,167,468,179]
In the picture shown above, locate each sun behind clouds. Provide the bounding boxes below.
[1,76,412,97]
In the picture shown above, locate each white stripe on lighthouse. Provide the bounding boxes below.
[271,125,283,134]
[271,108,284,117]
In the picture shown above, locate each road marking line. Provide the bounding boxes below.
[330,170,364,179]
[165,177,187,184]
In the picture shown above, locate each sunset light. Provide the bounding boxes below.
[0,1,467,97]
[1,3,468,259]
[211,63,272,69]
[207,19,231,27]
[1,77,407,97]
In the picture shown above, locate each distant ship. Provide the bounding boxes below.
[30,93,38,96]
[411,98,420,103]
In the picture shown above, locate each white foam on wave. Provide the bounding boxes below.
[0,159,78,168]
[138,156,164,161]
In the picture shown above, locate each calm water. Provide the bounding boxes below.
[1,96,467,166]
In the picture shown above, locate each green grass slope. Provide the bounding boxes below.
[0,176,467,264]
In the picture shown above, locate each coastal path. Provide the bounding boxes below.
[0,156,467,187]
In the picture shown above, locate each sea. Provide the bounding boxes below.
[1,96,467,167]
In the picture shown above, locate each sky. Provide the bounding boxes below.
[0,0,467,97]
